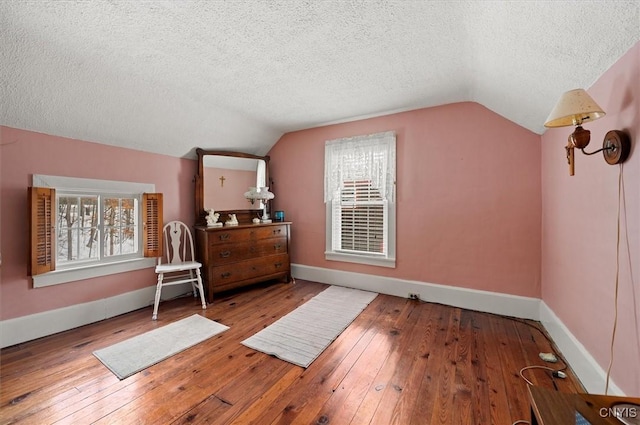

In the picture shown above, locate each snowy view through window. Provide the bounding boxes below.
[57,195,139,265]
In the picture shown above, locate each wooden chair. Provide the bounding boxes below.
[152,221,207,320]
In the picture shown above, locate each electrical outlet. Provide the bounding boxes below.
[539,352,558,363]
[408,293,420,300]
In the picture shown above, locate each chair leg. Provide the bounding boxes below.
[190,270,198,297]
[195,268,207,310]
[152,273,163,320]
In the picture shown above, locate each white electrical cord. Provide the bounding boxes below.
[605,163,624,395]
[518,365,559,386]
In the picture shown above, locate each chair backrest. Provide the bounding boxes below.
[161,221,196,265]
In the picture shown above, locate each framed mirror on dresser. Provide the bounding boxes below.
[194,148,291,303]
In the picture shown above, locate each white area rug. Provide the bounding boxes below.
[93,314,229,379]
[242,285,378,368]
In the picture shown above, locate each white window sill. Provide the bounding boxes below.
[33,258,156,288]
[325,251,396,268]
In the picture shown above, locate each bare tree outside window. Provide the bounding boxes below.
[57,196,98,263]
[103,197,137,257]
[57,194,138,265]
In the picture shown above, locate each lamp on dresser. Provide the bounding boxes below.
[244,186,275,223]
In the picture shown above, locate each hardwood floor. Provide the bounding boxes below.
[1,279,582,424]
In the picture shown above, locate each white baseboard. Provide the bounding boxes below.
[539,301,623,395]
[292,264,625,395]
[292,264,540,319]
[3,265,624,396]
[0,283,191,349]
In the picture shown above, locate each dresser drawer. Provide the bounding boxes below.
[211,254,290,283]
[209,237,288,265]
[207,225,288,246]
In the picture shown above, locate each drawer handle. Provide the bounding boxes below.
[274,262,282,268]
[219,233,230,241]
[273,229,282,235]
[219,250,231,258]
[274,244,281,250]
[249,246,257,253]
[220,272,231,279]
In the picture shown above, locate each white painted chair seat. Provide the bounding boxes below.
[155,261,203,274]
[152,221,207,320]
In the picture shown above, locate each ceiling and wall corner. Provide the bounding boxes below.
[1,1,638,158]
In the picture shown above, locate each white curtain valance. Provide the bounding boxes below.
[324,131,396,203]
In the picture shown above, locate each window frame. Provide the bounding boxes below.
[30,175,158,288]
[324,132,396,268]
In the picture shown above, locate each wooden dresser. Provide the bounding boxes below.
[194,222,291,303]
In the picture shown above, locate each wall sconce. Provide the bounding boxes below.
[544,89,630,176]
[244,186,275,223]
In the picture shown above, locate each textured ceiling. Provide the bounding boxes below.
[1,1,639,159]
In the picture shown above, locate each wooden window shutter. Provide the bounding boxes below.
[29,187,56,276]
[143,193,163,258]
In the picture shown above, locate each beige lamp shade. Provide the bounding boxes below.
[544,89,606,128]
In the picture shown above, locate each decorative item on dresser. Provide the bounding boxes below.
[243,186,275,223]
[194,220,291,303]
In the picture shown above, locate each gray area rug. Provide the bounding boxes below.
[242,285,378,368]
[93,314,229,379]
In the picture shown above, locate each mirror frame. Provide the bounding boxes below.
[195,148,270,226]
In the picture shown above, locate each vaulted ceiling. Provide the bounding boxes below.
[1,1,638,159]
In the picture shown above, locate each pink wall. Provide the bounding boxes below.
[204,166,256,211]
[0,127,196,320]
[541,43,640,395]
[268,102,542,297]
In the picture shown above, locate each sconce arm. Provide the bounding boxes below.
[579,130,630,166]
[580,146,614,156]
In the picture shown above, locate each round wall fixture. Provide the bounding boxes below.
[603,130,630,165]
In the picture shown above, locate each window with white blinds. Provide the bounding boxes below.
[324,131,396,268]
[335,180,386,254]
